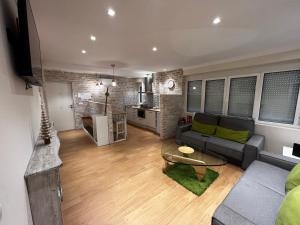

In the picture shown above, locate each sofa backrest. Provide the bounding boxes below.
[194,113,219,125]
[219,116,255,137]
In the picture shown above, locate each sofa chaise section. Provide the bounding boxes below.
[212,152,300,225]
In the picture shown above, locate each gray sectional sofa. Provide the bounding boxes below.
[176,113,265,169]
[212,151,300,225]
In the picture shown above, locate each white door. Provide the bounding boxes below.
[46,82,75,131]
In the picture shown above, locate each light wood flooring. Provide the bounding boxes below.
[59,125,243,225]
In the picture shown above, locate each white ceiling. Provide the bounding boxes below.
[30,0,300,77]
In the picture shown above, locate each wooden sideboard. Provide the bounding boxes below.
[25,130,63,225]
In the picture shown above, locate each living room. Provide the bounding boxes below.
[1,0,300,225]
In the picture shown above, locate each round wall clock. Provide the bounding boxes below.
[167,80,175,89]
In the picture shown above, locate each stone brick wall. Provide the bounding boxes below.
[44,70,140,129]
[156,69,185,139]
[160,95,184,139]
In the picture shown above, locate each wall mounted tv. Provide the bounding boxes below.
[17,0,42,87]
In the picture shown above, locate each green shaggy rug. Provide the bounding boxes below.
[165,163,219,196]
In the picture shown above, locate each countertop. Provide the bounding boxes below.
[25,130,62,177]
[129,106,160,112]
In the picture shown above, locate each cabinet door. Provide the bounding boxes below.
[127,108,136,121]
[145,111,156,128]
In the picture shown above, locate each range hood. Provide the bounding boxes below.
[143,74,153,93]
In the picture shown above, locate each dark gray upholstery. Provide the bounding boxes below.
[181,131,210,150]
[176,124,192,145]
[242,134,265,169]
[218,116,255,137]
[194,113,219,125]
[259,150,299,171]
[206,136,244,161]
[212,158,300,225]
[176,113,265,169]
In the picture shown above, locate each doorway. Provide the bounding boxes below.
[46,82,75,131]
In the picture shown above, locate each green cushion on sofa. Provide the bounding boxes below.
[286,163,300,193]
[276,185,300,225]
[216,126,249,144]
[191,120,216,135]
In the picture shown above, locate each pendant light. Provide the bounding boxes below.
[111,64,117,87]
[96,74,103,86]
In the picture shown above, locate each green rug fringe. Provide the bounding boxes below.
[165,163,219,196]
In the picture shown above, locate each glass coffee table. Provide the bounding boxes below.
[161,140,227,180]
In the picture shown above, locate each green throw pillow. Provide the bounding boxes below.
[276,185,300,225]
[286,163,300,193]
[216,126,249,144]
[191,120,216,135]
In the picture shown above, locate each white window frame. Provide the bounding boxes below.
[255,71,300,129]
[185,79,203,114]
[202,77,227,115]
[185,69,300,129]
[226,73,260,118]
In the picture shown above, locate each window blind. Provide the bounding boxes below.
[259,70,300,124]
[228,76,257,118]
[187,80,202,112]
[205,79,225,114]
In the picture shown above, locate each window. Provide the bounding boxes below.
[228,76,257,118]
[187,80,202,112]
[205,79,225,114]
[259,70,300,124]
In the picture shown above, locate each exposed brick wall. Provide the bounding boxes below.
[156,69,185,139]
[44,70,139,129]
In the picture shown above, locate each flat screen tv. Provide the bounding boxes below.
[17,0,42,87]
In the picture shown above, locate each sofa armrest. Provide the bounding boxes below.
[241,134,265,170]
[176,123,192,145]
[259,150,299,171]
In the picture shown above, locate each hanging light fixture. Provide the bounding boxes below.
[96,74,103,86]
[111,64,117,87]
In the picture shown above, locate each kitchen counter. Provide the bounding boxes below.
[130,106,160,112]
[126,106,160,133]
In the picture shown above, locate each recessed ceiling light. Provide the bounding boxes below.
[152,46,158,52]
[81,50,87,54]
[107,8,116,17]
[193,86,197,90]
[90,35,96,41]
[213,17,221,25]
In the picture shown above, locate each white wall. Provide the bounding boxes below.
[0,1,41,225]
[184,60,300,154]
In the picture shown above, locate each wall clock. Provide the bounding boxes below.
[167,80,175,89]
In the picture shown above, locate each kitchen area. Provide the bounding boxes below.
[126,74,161,134]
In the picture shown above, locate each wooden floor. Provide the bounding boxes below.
[59,125,243,225]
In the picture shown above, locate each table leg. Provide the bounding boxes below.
[163,160,174,173]
[194,166,207,180]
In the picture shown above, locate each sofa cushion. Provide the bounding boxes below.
[216,126,249,144]
[276,185,300,225]
[181,131,209,150]
[285,163,300,193]
[242,160,289,195]
[191,120,217,135]
[206,136,244,160]
[194,113,219,125]
[220,178,284,225]
[219,116,254,137]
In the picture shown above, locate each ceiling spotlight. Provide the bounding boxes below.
[163,69,167,71]
[107,8,116,17]
[90,35,96,41]
[193,86,197,90]
[152,46,158,52]
[213,17,221,25]
[81,50,87,54]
